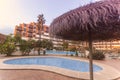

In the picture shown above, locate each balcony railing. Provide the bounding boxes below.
[28,26,33,29]
[16,27,22,31]
[27,34,32,37]
[28,29,33,33]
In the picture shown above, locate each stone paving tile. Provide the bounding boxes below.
[95,59,120,71]
[0,70,81,80]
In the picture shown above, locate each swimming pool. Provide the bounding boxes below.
[46,50,76,55]
[4,57,102,72]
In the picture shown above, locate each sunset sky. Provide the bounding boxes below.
[0,0,100,34]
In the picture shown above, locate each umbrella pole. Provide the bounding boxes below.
[88,30,94,80]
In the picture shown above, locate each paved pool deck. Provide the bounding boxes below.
[0,55,120,80]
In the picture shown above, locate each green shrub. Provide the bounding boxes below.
[0,35,16,56]
[88,51,105,60]
[0,43,15,56]
[93,51,105,60]
[19,40,34,56]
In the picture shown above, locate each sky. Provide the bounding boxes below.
[0,0,100,35]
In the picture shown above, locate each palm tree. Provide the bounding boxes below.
[37,14,45,55]
[14,34,22,43]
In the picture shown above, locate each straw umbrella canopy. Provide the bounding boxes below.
[50,0,120,80]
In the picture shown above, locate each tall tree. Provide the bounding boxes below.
[19,39,34,56]
[37,14,45,55]
[14,34,22,44]
[41,39,53,50]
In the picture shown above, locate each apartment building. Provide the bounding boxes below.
[14,22,120,51]
[79,41,120,51]
[14,22,63,48]
[93,41,120,51]
[14,22,49,40]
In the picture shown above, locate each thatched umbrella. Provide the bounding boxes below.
[50,0,120,80]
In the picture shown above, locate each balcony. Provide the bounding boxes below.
[28,29,33,33]
[22,32,26,36]
[27,34,33,37]
[33,35,36,37]
[24,24,27,27]
[16,32,22,36]
[33,26,36,29]
[33,30,36,33]
[16,27,22,31]
[28,26,33,29]
[16,31,21,34]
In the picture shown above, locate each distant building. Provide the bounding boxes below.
[14,22,49,40]
[93,41,120,51]
[14,22,63,48]
[0,33,6,43]
[80,41,120,51]
[14,22,120,51]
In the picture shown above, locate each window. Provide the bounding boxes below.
[24,28,26,31]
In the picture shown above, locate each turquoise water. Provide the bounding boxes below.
[4,57,102,72]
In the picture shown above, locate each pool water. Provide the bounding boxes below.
[4,57,102,72]
[46,50,76,54]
